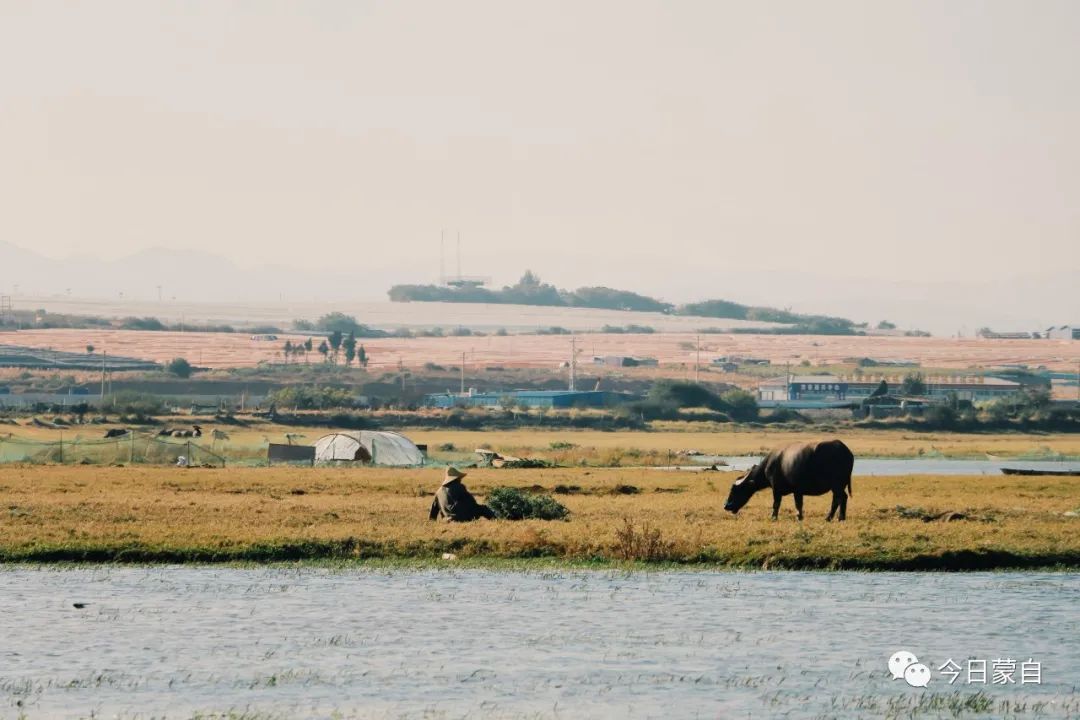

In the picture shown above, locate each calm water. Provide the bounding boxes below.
[1,568,1078,719]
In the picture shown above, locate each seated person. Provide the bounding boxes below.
[429,467,495,522]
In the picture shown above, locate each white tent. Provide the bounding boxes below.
[313,431,425,466]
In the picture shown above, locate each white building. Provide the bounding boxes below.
[1047,326,1080,340]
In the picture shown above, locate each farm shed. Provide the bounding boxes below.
[1047,326,1080,340]
[313,431,425,466]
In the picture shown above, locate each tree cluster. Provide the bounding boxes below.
[389,271,858,333]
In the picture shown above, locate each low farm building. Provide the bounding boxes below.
[592,355,658,367]
[425,389,632,409]
[758,374,1025,403]
[1047,326,1080,340]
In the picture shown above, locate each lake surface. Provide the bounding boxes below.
[699,456,1080,476]
[1,568,1078,719]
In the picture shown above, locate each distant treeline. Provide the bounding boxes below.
[389,271,860,335]
[0,309,284,335]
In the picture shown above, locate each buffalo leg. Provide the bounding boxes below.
[793,492,804,521]
[827,491,840,522]
[771,489,782,520]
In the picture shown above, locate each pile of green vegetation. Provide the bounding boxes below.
[486,487,569,521]
[389,271,859,334]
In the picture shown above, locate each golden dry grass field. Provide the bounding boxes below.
[4,327,1080,371]
[1,465,1078,569]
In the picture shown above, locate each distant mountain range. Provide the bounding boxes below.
[2,240,1075,336]
[0,241,377,303]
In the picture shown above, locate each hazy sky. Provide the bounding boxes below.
[1,1,1077,331]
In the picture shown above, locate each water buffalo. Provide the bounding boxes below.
[103,428,129,438]
[159,425,203,438]
[724,439,854,521]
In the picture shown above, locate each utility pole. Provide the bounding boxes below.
[695,334,701,383]
[100,351,107,406]
[569,337,577,391]
[460,351,466,395]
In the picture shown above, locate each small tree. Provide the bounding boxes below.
[721,389,759,422]
[876,320,896,330]
[316,312,362,335]
[318,340,330,363]
[283,340,294,364]
[343,332,357,367]
[328,330,343,364]
[357,344,369,369]
[85,344,95,355]
[166,357,193,378]
[303,337,313,364]
[900,372,927,396]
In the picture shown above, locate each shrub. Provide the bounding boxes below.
[315,312,388,338]
[487,487,569,521]
[924,404,958,428]
[900,372,927,396]
[720,389,759,421]
[647,380,722,410]
[120,316,166,331]
[613,519,673,561]
[166,357,193,378]
[268,386,357,410]
[110,391,165,417]
[763,407,809,424]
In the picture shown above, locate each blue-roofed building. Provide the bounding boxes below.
[424,389,633,409]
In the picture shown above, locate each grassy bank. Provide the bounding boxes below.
[407,427,1080,464]
[5,423,1080,469]
[1,466,1078,569]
